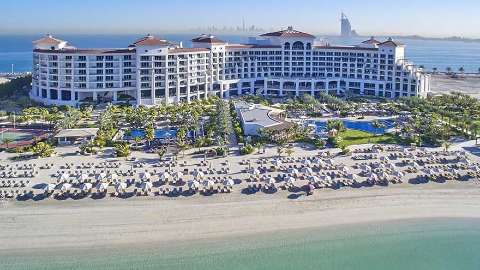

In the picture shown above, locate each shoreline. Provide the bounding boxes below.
[2,183,480,255]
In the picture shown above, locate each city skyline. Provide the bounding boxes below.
[2,0,480,38]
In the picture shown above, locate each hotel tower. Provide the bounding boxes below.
[31,27,430,107]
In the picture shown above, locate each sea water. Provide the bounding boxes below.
[1,218,479,270]
[1,34,480,73]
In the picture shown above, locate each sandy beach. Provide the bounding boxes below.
[431,74,480,98]
[1,182,479,255]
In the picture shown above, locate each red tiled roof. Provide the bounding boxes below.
[33,34,65,45]
[379,39,404,47]
[132,35,173,46]
[33,48,136,54]
[362,37,381,45]
[260,27,315,38]
[169,48,210,53]
[191,35,225,44]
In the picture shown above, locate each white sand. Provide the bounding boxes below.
[1,182,479,254]
[431,74,480,98]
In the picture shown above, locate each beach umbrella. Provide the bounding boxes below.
[96,172,107,182]
[193,170,205,179]
[302,159,312,167]
[301,167,314,175]
[159,171,171,181]
[377,171,390,180]
[285,176,296,185]
[367,172,378,181]
[272,160,282,167]
[43,183,56,193]
[140,181,153,191]
[95,182,109,192]
[202,179,215,188]
[78,173,90,182]
[320,175,332,182]
[80,183,92,192]
[288,168,299,175]
[313,158,325,166]
[172,171,183,179]
[393,171,405,178]
[223,179,235,187]
[58,173,70,182]
[141,172,152,181]
[325,159,333,166]
[115,182,127,193]
[264,177,276,185]
[108,173,119,181]
[250,168,261,175]
[346,173,358,181]
[188,180,200,189]
[58,183,72,192]
[360,164,372,172]
[308,175,320,184]
[379,156,390,162]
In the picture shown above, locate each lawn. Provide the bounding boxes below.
[338,129,400,147]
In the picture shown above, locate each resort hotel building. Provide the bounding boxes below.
[31,27,430,107]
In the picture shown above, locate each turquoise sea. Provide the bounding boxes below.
[1,218,479,270]
[1,34,480,73]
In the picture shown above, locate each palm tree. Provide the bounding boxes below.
[432,67,438,74]
[442,140,452,152]
[157,147,167,161]
[1,138,14,149]
[285,147,294,157]
[459,67,465,74]
[446,67,452,74]
[371,120,385,136]
[145,126,155,147]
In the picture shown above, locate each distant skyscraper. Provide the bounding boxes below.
[340,13,357,38]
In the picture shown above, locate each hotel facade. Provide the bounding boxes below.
[31,27,430,107]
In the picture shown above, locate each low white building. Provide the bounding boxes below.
[54,128,99,145]
[235,101,292,136]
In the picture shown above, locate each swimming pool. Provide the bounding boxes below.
[314,119,395,134]
[125,128,177,140]
[0,131,34,142]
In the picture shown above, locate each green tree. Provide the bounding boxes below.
[326,119,345,132]
[31,142,55,158]
[1,138,13,149]
[145,126,155,147]
[157,147,167,161]
[371,120,385,136]
[115,143,130,158]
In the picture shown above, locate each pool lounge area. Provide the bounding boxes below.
[313,119,396,134]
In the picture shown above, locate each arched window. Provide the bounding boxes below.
[292,41,304,50]
[306,43,312,50]
[284,42,290,50]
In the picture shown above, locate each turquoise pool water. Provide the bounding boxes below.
[1,218,479,270]
[0,131,33,142]
[125,128,177,140]
[315,119,395,134]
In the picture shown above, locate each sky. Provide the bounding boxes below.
[1,0,480,37]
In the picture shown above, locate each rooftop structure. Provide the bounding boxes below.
[30,27,429,107]
[234,101,292,136]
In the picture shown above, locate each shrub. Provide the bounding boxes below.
[31,142,55,158]
[240,144,255,155]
